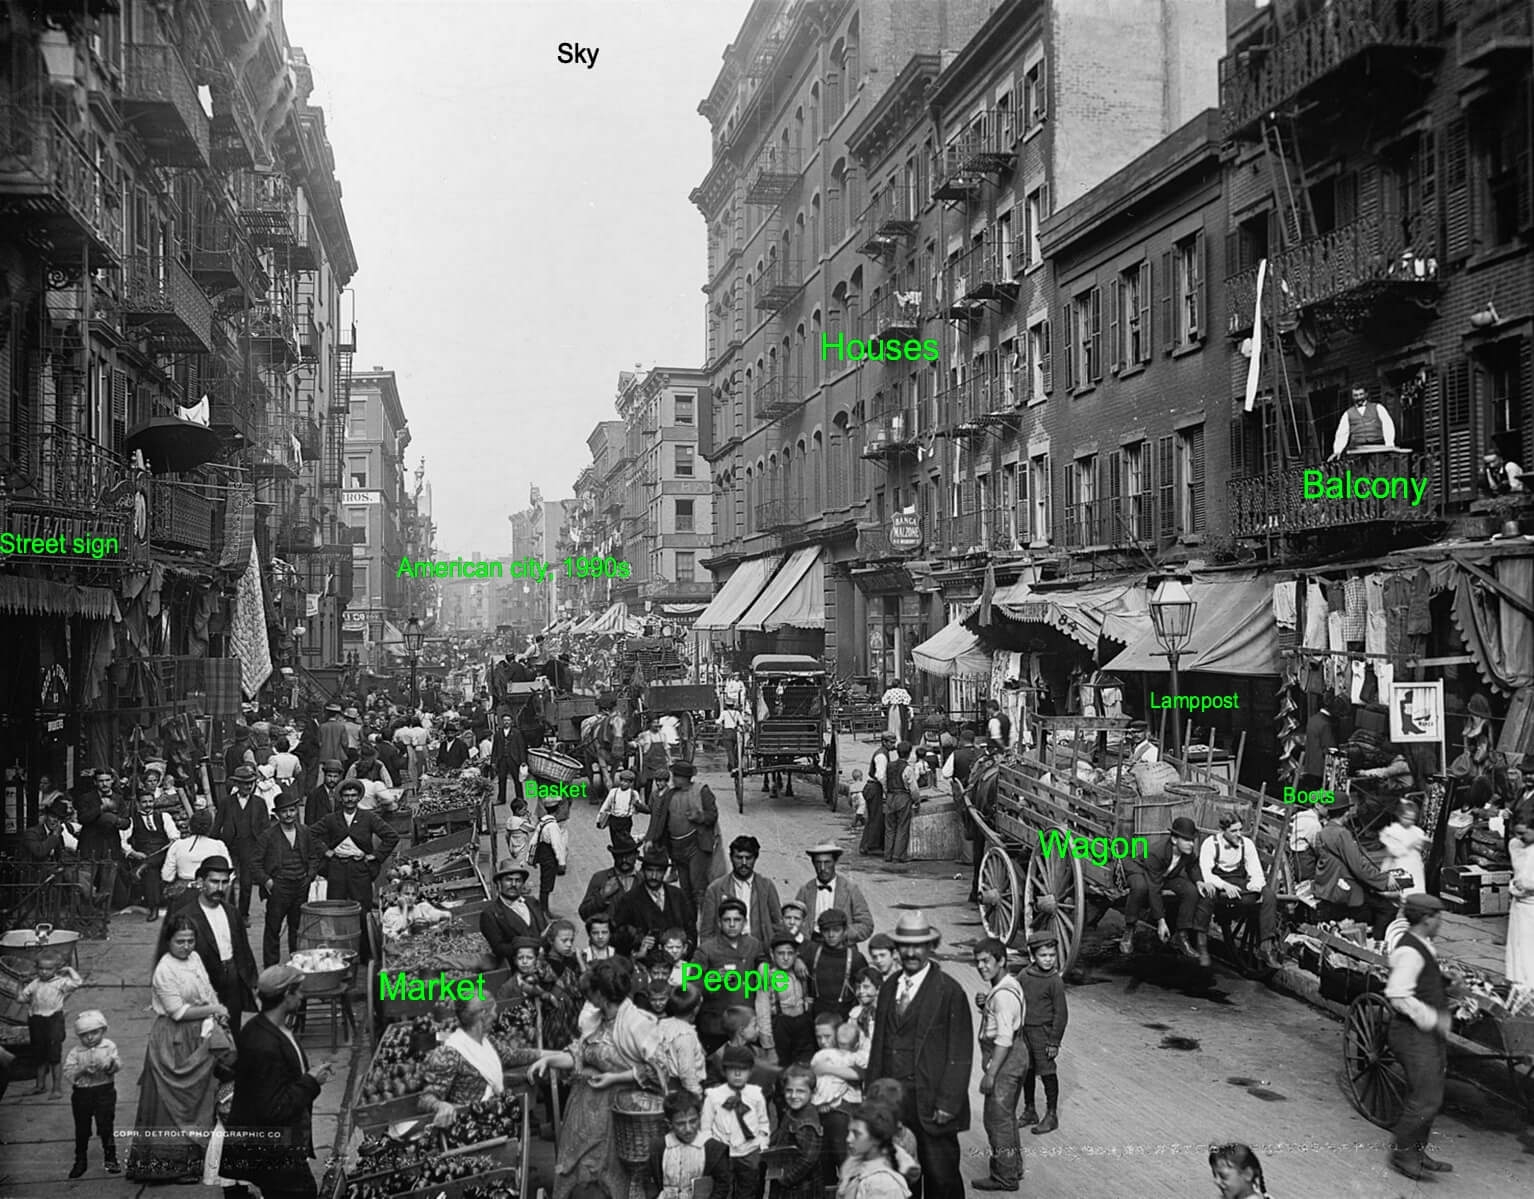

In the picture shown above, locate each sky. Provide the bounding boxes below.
[281,0,752,557]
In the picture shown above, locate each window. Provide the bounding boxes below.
[1065,287,1101,390]
[348,401,367,438]
[1176,425,1205,537]
[674,394,694,425]
[1028,453,1051,544]
[347,460,367,488]
[675,498,695,531]
[1164,232,1205,349]
[1112,261,1150,369]
[1473,82,1532,250]
[674,444,694,477]
[1123,441,1149,541]
[1027,319,1051,400]
[1064,454,1097,547]
[1000,463,1019,545]
[1023,186,1048,267]
[1021,58,1047,130]
[675,551,695,583]
[996,211,1015,279]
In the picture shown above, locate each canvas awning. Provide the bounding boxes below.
[694,555,784,631]
[989,580,1146,650]
[913,611,992,680]
[737,545,824,632]
[585,602,635,636]
[1102,576,1278,676]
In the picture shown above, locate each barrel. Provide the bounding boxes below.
[298,900,362,959]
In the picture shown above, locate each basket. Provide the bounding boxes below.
[292,949,357,994]
[528,747,584,784]
[611,1091,666,1164]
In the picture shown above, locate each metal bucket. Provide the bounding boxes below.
[298,900,362,958]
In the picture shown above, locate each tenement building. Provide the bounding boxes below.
[0,0,357,811]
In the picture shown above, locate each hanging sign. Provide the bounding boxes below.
[888,513,923,552]
[1389,680,1444,744]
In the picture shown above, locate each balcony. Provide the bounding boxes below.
[191,219,267,300]
[119,254,215,353]
[122,44,210,169]
[1224,213,1439,335]
[937,509,1014,556]
[864,290,922,342]
[290,215,322,271]
[298,316,320,362]
[210,70,264,170]
[758,497,806,531]
[1459,0,1532,73]
[861,411,919,462]
[933,119,1013,201]
[276,496,320,555]
[1227,450,1440,538]
[945,242,1020,320]
[149,480,219,554]
[858,189,918,256]
[752,374,805,423]
[4,423,126,517]
[744,144,800,206]
[1219,0,1443,140]
[239,171,298,247]
[0,104,123,264]
[754,257,804,312]
[247,301,299,364]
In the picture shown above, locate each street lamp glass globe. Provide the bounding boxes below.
[403,615,424,654]
[1149,577,1197,650]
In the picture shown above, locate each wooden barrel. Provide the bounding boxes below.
[298,899,362,958]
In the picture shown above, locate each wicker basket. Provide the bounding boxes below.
[528,747,584,784]
[611,1091,666,1164]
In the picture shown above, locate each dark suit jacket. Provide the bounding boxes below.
[644,783,720,854]
[792,876,875,945]
[254,823,323,890]
[305,783,339,827]
[306,808,399,872]
[867,963,973,1136]
[577,866,641,923]
[612,882,691,942]
[698,871,783,945]
[74,794,126,861]
[439,738,472,772]
[221,1012,322,1188]
[22,821,65,862]
[214,793,270,856]
[479,897,549,967]
[167,898,258,1013]
[491,726,527,772]
[1121,832,1204,922]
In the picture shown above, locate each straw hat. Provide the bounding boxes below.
[889,911,941,945]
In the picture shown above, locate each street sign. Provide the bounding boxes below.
[888,513,923,552]
[343,490,381,505]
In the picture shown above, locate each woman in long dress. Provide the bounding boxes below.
[527,958,665,1199]
[881,682,912,743]
[419,995,539,1123]
[125,916,227,1181]
[1507,819,1534,987]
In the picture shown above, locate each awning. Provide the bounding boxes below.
[990,580,1146,650]
[585,602,643,636]
[0,576,118,620]
[913,609,992,679]
[694,555,784,631]
[1102,576,1278,676]
[738,545,824,632]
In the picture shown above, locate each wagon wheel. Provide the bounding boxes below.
[978,845,1022,946]
[1341,993,1409,1128]
[734,730,745,813]
[822,733,838,806]
[1023,847,1084,971]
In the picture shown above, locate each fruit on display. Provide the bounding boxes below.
[463,1183,518,1199]
[387,928,484,975]
[441,1091,523,1149]
[415,776,492,817]
[290,948,354,975]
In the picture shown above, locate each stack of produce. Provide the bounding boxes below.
[384,927,486,976]
[343,1150,502,1199]
[441,1091,523,1150]
[416,775,493,816]
[360,1016,448,1107]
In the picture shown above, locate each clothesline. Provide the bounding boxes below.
[1282,648,1476,666]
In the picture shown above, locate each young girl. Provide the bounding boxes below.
[648,1087,732,1199]
[847,968,882,1041]
[63,1010,120,1177]
[835,1103,909,1199]
[542,918,582,986]
[1379,799,1429,893]
[21,950,83,1095]
[861,1079,921,1190]
[810,1011,862,1179]
[767,1063,823,1199]
[504,794,534,869]
[595,768,646,845]
[539,919,583,1048]
[847,769,866,828]
[1209,1142,1269,1199]
[578,915,614,968]
[653,985,707,1097]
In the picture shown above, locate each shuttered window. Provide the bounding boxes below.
[1156,434,1175,543]
[1444,118,1471,261]
[1441,358,1474,502]
[1179,424,1206,535]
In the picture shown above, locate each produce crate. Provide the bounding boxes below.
[354,1091,432,1136]
[396,1163,519,1199]
[412,806,478,844]
[402,828,477,862]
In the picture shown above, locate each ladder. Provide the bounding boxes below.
[1260,116,1318,253]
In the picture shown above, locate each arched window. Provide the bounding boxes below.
[744,466,755,534]
[830,413,850,508]
[746,270,755,316]
[830,159,847,243]
[811,429,824,512]
[811,309,823,384]
[810,83,820,145]
[810,194,821,262]
[794,106,804,161]
[795,438,808,514]
[767,453,778,507]
[794,324,806,390]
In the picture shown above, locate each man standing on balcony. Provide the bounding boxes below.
[1330,385,1398,458]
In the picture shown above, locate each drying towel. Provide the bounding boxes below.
[1344,576,1367,642]
[1273,581,1298,630]
[1304,581,1330,651]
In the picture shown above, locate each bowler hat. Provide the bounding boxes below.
[495,863,529,882]
[275,790,302,811]
[806,842,843,859]
[197,855,232,878]
[230,764,257,784]
[608,836,640,858]
[889,911,941,945]
[1324,788,1352,813]
[1169,816,1199,840]
[256,964,304,997]
[46,799,70,819]
[641,844,671,869]
[669,762,696,779]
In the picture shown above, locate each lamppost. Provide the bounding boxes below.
[403,614,424,710]
[1148,573,1197,761]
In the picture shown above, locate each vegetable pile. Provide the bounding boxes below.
[385,927,485,975]
[441,1091,522,1149]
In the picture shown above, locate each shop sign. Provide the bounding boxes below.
[888,513,922,552]
[1015,601,1049,622]
[343,490,381,506]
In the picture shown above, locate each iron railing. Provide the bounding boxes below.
[755,257,804,312]
[191,218,267,299]
[210,68,263,170]
[864,290,922,341]
[0,103,123,262]
[758,497,806,530]
[238,170,299,246]
[122,43,210,168]
[752,374,805,423]
[1227,451,1440,537]
[5,423,127,513]
[118,254,215,352]
[149,480,218,553]
[744,144,801,206]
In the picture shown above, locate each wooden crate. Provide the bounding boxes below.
[402,827,477,861]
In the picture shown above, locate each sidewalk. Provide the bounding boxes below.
[0,893,356,1198]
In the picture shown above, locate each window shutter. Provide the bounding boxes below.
[1444,119,1471,261]
[1107,450,1122,544]
[1044,456,1053,543]
[1225,229,1241,276]
[1191,231,1205,339]
[1039,181,1049,222]
[1108,277,1120,374]
[1188,426,1206,534]
[1161,250,1174,353]
[1037,56,1047,122]
[1062,302,1075,391]
[1137,261,1152,363]
[1157,434,1175,542]
[1040,320,1052,393]
[1229,418,1245,479]
[1442,358,1473,501]
[1516,89,1533,233]
[1019,336,1031,404]
[1089,286,1103,381]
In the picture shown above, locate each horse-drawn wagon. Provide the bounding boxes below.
[728,654,838,813]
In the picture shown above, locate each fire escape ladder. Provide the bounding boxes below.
[1261,116,1318,252]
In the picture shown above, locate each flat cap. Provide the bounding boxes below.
[781,899,808,916]
[1404,893,1445,919]
[337,779,365,796]
[511,936,542,953]
[669,762,697,779]
[256,964,305,997]
[720,1044,755,1070]
[817,907,848,929]
[1027,930,1058,948]
[718,898,748,918]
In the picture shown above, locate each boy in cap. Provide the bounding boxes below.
[800,909,867,1020]
[64,1009,121,1176]
[533,793,569,911]
[701,1042,771,1199]
[596,766,646,845]
[1019,931,1067,1134]
[758,932,815,1065]
[781,899,809,945]
[20,949,83,1095]
[1385,892,1454,1181]
[973,937,1027,1190]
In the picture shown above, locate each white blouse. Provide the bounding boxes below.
[151,951,217,1021]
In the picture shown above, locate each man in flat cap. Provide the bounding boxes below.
[1384,893,1452,1181]
[215,763,270,922]
[162,856,258,1025]
[480,864,547,969]
[256,791,323,967]
[643,760,719,923]
[795,844,874,946]
[308,778,399,919]
[698,834,784,948]
[222,963,334,1199]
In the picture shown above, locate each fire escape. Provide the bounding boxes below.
[1220,0,1446,540]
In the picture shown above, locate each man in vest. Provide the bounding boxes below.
[125,789,179,921]
[306,760,345,826]
[1331,384,1398,457]
[255,791,322,967]
[1384,893,1453,1181]
[1196,812,1282,969]
[858,733,896,856]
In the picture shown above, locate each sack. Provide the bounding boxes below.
[308,876,328,902]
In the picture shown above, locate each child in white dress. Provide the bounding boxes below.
[1379,798,1428,893]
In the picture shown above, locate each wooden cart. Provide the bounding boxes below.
[729,654,837,813]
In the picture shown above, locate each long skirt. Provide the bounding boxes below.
[1508,898,1534,987]
[553,1079,638,1199]
[125,1014,218,1181]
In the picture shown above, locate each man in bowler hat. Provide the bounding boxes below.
[643,761,719,922]
[255,791,323,967]
[163,856,258,1026]
[577,835,643,926]
[1120,815,1207,964]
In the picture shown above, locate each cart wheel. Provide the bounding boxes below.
[1341,992,1409,1129]
[822,734,839,806]
[978,846,1022,946]
[1023,848,1084,971]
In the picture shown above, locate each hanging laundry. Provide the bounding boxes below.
[1272,580,1298,629]
[1343,576,1367,642]
[1407,568,1433,636]
[1304,581,1330,650]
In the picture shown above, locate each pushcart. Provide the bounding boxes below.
[729,655,837,813]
